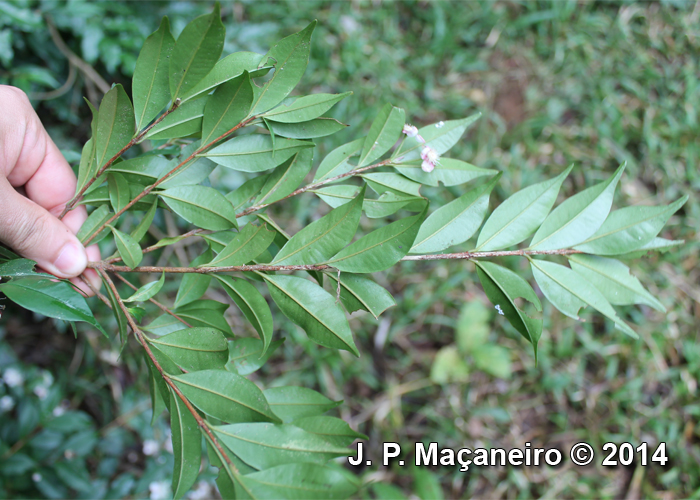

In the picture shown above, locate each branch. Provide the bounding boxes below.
[90,248,585,274]
[236,159,394,219]
[112,272,192,327]
[97,269,238,473]
[81,116,258,245]
[59,99,183,219]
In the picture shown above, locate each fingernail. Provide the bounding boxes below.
[54,242,87,277]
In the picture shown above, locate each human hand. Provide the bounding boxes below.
[0,85,100,295]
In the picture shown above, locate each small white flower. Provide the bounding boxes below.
[32,472,42,483]
[436,121,445,128]
[52,405,66,417]
[33,385,49,400]
[3,368,23,387]
[402,124,419,138]
[149,480,170,500]
[187,481,212,500]
[142,439,159,456]
[0,395,14,412]
[420,145,440,173]
[495,305,505,316]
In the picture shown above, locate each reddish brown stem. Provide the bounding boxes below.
[82,116,258,245]
[90,248,584,274]
[236,159,393,218]
[59,100,183,220]
[112,272,192,327]
[97,269,238,472]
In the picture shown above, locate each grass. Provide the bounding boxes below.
[2,1,699,498]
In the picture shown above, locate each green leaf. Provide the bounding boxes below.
[394,114,480,162]
[255,149,314,205]
[326,210,426,273]
[124,272,165,303]
[313,138,364,182]
[476,167,571,251]
[264,386,341,423]
[574,196,687,255]
[226,338,283,376]
[272,186,364,265]
[364,192,424,219]
[149,327,228,372]
[108,226,143,269]
[204,223,276,267]
[174,249,213,308]
[266,117,347,139]
[169,389,201,500]
[107,154,170,185]
[95,84,135,169]
[530,165,625,250]
[293,416,367,448]
[130,198,158,243]
[324,273,395,319]
[159,143,216,189]
[358,104,405,167]
[169,300,233,335]
[160,185,238,231]
[263,274,358,356]
[75,138,96,195]
[412,174,500,254]
[203,134,314,172]
[475,261,542,358]
[263,92,352,123]
[145,98,206,140]
[613,237,685,259]
[226,175,269,211]
[201,71,254,145]
[215,276,274,354]
[107,172,130,213]
[180,51,268,103]
[0,277,107,336]
[214,423,349,470]
[233,463,359,500]
[362,172,422,197]
[568,254,665,311]
[77,206,112,244]
[395,158,497,187]
[169,5,225,100]
[103,274,128,344]
[0,259,52,279]
[133,16,175,130]
[252,21,316,114]
[312,185,361,208]
[530,259,637,338]
[172,370,280,423]
[145,355,167,422]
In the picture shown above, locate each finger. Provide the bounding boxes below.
[0,177,87,278]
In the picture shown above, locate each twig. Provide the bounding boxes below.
[97,269,238,473]
[81,116,258,245]
[112,272,192,327]
[59,99,183,219]
[90,248,584,274]
[236,159,393,218]
[29,62,77,101]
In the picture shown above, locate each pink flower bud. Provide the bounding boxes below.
[420,145,439,173]
[421,160,435,173]
[402,124,419,138]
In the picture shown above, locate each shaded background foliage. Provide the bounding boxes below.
[0,1,698,498]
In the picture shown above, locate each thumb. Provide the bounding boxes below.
[0,177,88,278]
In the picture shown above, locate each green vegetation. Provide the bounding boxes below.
[0,1,697,499]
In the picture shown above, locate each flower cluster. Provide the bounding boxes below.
[402,124,440,173]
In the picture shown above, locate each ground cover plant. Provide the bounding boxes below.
[0,2,697,499]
